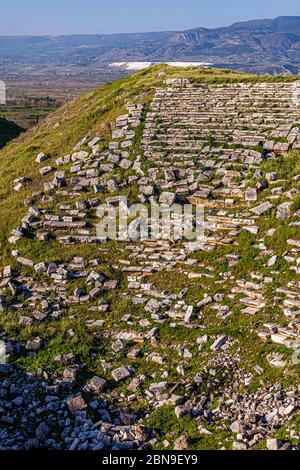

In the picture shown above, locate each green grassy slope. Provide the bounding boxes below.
[0,65,299,247]
[0,66,300,449]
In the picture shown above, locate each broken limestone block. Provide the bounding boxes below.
[111,366,132,382]
[93,184,104,194]
[119,159,132,170]
[267,353,286,368]
[13,177,31,191]
[104,280,118,290]
[268,256,278,267]
[36,232,50,241]
[17,257,34,268]
[250,202,273,216]
[245,188,257,202]
[282,404,295,416]
[88,287,101,300]
[263,141,275,151]
[198,426,213,436]
[121,140,133,149]
[159,192,176,207]
[28,205,41,217]
[148,352,165,364]
[128,376,145,393]
[56,155,70,166]
[112,129,124,139]
[67,395,87,415]
[165,78,191,87]
[34,262,47,273]
[88,137,101,148]
[266,438,283,451]
[244,225,259,235]
[8,235,21,244]
[107,179,118,193]
[112,339,124,353]
[233,441,248,451]
[106,196,130,211]
[100,163,114,173]
[274,142,290,153]
[127,349,141,360]
[39,166,53,176]
[32,311,47,322]
[230,421,245,434]
[109,142,119,151]
[184,306,195,323]
[72,150,89,161]
[14,176,31,185]
[139,185,154,197]
[145,298,161,314]
[256,181,268,192]
[87,270,106,284]
[266,172,278,182]
[35,153,49,163]
[44,182,55,192]
[197,296,212,308]
[14,183,23,192]
[3,265,13,277]
[173,434,191,450]
[197,336,209,351]
[175,406,189,419]
[276,202,292,220]
[47,263,58,275]
[25,338,41,350]
[63,365,79,384]
[210,335,228,351]
[85,376,107,394]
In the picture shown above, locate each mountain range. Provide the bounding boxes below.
[0,16,300,74]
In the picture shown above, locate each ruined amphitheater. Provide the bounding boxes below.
[1,77,300,450]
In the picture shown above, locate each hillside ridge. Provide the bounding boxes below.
[0,66,299,450]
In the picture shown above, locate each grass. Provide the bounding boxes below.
[0,64,299,247]
[146,405,233,450]
[0,65,300,448]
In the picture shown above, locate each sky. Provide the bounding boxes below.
[1,0,300,35]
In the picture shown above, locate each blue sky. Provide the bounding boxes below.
[1,0,300,35]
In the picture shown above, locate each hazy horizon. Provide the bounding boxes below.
[1,14,300,38]
[1,0,299,36]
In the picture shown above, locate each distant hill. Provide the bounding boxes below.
[153,16,300,74]
[0,117,23,149]
[0,16,299,74]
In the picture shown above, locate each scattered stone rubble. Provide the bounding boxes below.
[1,80,300,450]
[0,364,151,450]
